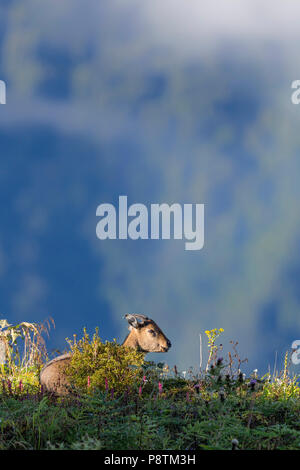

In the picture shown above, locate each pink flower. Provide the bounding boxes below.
[138,386,142,396]
[158,382,163,394]
[87,376,91,388]
[143,376,147,383]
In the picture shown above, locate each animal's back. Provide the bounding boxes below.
[40,353,73,395]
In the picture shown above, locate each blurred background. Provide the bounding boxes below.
[0,0,300,373]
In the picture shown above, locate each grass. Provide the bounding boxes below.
[0,322,299,450]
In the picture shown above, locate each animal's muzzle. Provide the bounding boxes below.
[162,340,172,352]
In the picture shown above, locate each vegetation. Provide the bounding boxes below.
[0,320,299,450]
[65,328,144,394]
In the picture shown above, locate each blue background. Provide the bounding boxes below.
[0,1,300,374]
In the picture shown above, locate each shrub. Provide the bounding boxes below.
[65,328,145,394]
[0,318,51,374]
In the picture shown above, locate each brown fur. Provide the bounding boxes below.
[40,354,73,396]
[40,315,171,396]
[122,319,170,352]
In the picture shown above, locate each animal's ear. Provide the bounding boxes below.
[124,313,150,329]
[124,314,140,329]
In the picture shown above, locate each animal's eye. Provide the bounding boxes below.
[148,329,156,336]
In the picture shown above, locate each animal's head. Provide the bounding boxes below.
[125,314,171,353]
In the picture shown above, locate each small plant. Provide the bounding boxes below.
[261,350,300,401]
[0,318,52,369]
[205,328,224,371]
[65,328,145,394]
[0,322,299,450]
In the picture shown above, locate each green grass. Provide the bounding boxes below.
[0,322,299,450]
[0,362,299,450]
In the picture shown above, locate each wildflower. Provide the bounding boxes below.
[19,380,23,392]
[158,382,163,394]
[231,439,239,450]
[142,375,147,383]
[219,388,225,402]
[87,376,91,388]
[138,386,142,397]
[253,369,258,378]
[216,357,223,366]
[249,379,257,391]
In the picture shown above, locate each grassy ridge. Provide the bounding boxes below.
[0,322,299,450]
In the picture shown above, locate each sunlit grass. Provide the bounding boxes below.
[0,322,299,450]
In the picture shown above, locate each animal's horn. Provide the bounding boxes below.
[124,314,149,328]
[131,314,149,321]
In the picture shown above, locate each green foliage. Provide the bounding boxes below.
[0,372,299,450]
[0,318,52,371]
[205,328,224,370]
[65,328,145,394]
[0,324,299,450]
[0,318,52,392]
